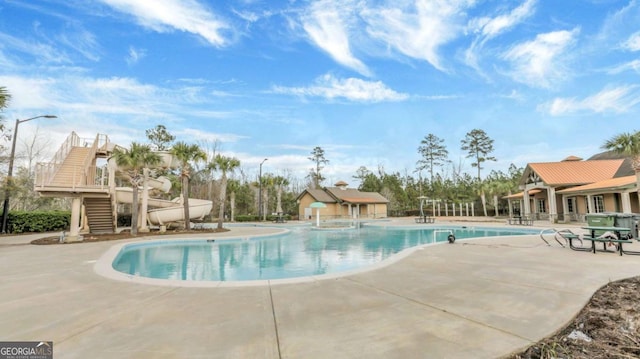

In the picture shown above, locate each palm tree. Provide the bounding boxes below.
[112,143,161,235]
[207,154,240,229]
[259,173,274,221]
[273,175,290,215]
[227,179,241,222]
[171,142,207,230]
[0,86,10,110]
[603,131,640,205]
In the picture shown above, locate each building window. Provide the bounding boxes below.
[593,196,604,213]
[567,198,574,213]
[537,199,546,213]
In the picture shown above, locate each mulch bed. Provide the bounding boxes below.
[30,227,229,245]
[508,276,640,359]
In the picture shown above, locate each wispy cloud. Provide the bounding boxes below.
[465,0,536,70]
[0,74,217,117]
[179,128,248,143]
[540,85,640,115]
[56,26,101,62]
[125,46,146,65]
[622,31,640,51]
[271,73,408,102]
[0,31,71,65]
[607,59,640,74]
[502,28,579,88]
[469,0,536,39]
[301,0,370,76]
[361,0,470,72]
[99,0,232,47]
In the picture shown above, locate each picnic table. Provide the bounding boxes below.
[507,215,533,226]
[580,226,633,256]
[414,216,435,224]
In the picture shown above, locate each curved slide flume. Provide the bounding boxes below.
[115,187,213,226]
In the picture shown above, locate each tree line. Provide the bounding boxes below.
[4,84,640,228]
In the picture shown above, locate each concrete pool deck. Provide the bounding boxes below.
[2,219,640,358]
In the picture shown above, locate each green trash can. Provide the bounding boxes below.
[585,213,615,236]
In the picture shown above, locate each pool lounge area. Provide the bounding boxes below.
[2,218,640,358]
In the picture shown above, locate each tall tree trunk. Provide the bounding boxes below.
[217,176,227,230]
[230,192,236,222]
[131,183,139,235]
[481,191,488,217]
[276,187,283,214]
[262,189,268,221]
[182,176,191,230]
[493,195,499,217]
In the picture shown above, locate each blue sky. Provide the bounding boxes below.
[1,0,639,185]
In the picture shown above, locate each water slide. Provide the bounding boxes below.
[115,188,213,226]
[108,154,213,226]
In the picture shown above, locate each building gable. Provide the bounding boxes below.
[520,159,626,187]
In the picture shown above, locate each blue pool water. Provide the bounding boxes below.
[112,226,535,282]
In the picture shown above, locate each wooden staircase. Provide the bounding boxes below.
[48,147,92,187]
[84,197,115,233]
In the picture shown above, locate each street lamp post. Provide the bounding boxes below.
[258,158,267,221]
[1,115,57,233]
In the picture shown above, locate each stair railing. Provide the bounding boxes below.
[79,134,101,187]
[34,132,81,187]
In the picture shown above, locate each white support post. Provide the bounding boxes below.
[523,190,531,216]
[67,197,83,242]
[548,187,557,223]
[622,192,632,213]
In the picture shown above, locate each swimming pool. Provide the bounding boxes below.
[110,226,536,283]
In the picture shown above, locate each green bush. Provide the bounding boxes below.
[6,210,71,233]
[266,214,291,222]
[235,214,259,222]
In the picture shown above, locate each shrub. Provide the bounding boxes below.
[235,214,259,222]
[5,210,70,233]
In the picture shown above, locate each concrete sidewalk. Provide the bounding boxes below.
[1,224,640,358]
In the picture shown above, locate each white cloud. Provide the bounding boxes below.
[99,0,232,47]
[465,0,536,70]
[540,85,640,115]
[468,0,536,39]
[56,27,101,62]
[623,31,640,51]
[272,73,409,102]
[301,0,371,76]
[179,128,248,143]
[502,28,579,88]
[0,31,71,65]
[125,46,146,65]
[361,0,471,72]
[607,59,640,74]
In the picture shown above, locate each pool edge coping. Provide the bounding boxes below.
[94,226,538,288]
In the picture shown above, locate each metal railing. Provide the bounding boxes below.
[35,164,110,191]
[34,132,111,191]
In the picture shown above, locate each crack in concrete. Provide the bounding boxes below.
[268,281,283,359]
